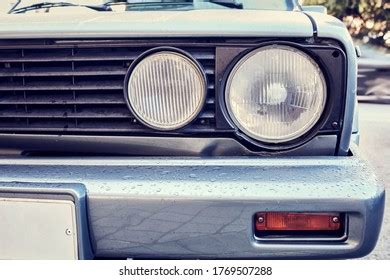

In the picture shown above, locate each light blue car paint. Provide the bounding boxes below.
[0,145,384,259]
[0,3,384,259]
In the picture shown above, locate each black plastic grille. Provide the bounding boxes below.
[0,41,216,134]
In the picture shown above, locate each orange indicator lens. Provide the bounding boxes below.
[255,212,341,231]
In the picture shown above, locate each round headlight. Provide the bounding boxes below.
[126,51,206,130]
[226,45,327,144]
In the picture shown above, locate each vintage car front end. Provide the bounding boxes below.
[0,0,385,259]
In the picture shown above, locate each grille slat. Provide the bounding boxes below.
[0,54,138,63]
[0,125,217,133]
[0,69,128,77]
[0,82,214,91]
[0,96,214,105]
[0,67,214,77]
[0,108,132,119]
[0,84,124,91]
[0,49,215,63]
[0,40,216,134]
[0,95,126,105]
[0,108,215,119]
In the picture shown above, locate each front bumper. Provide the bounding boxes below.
[0,148,385,259]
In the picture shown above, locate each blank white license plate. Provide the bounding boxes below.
[0,198,78,260]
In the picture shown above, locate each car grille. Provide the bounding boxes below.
[0,40,216,135]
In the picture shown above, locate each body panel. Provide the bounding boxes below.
[306,12,358,155]
[0,146,384,259]
[0,10,356,156]
[0,10,313,39]
[0,7,381,260]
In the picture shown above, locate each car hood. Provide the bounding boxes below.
[0,9,314,39]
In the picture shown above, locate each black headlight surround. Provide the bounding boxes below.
[215,40,347,152]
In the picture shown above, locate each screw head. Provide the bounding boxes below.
[332,121,339,129]
[257,216,265,223]
[332,216,340,223]
[65,229,72,236]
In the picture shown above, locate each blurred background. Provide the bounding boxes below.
[303,0,389,100]
[304,0,388,48]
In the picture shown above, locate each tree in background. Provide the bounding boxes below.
[303,0,389,49]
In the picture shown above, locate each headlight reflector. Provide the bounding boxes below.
[226,45,327,143]
[127,51,206,130]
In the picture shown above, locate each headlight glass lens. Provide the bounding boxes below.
[226,45,327,143]
[127,51,206,130]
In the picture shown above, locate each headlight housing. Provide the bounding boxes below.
[126,50,206,130]
[225,45,327,144]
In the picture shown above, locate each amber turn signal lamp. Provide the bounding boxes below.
[255,212,341,231]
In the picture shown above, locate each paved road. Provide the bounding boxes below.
[358,103,390,259]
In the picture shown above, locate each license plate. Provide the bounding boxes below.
[0,198,78,260]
